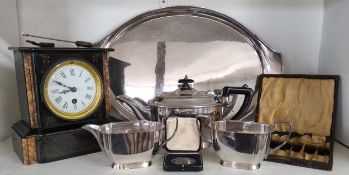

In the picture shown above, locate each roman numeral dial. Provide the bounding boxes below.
[43,60,103,120]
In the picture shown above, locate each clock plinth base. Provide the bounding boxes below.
[11,120,101,165]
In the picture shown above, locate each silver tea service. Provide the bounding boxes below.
[83,75,290,171]
[112,76,253,171]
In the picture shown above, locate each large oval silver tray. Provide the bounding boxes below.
[95,6,282,120]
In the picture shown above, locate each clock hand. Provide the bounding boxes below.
[53,80,67,87]
[53,80,71,89]
[53,80,77,92]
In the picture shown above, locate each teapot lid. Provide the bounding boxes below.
[150,76,219,108]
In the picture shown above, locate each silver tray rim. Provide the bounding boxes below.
[94,5,283,74]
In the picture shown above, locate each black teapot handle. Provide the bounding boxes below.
[222,84,253,120]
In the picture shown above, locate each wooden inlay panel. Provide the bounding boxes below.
[21,137,37,165]
[23,52,38,128]
[103,52,110,117]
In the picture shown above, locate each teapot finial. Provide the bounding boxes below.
[178,75,194,90]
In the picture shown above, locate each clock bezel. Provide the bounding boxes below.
[41,59,104,121]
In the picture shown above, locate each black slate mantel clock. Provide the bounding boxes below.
[9,47,114,165]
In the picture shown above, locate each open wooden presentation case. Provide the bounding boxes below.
[256,74,339,170]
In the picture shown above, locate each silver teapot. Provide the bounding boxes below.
[113,76,253,151]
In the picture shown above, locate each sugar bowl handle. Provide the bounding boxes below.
[265,121,292,158]
[195,117,222,151]
[158,117,179,148]
[195,115,213,144]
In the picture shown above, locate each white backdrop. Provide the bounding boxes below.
[0,0,20,142]
[0,0,325,141]
[319,0,349,146]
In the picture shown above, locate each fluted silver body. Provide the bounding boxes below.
[212,121,286,170]
[82,121,162,170]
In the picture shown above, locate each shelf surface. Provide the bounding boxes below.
[0,137,348,175]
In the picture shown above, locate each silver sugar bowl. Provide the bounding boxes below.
[211,120,291,170]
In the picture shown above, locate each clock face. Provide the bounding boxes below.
[42,60,103,120]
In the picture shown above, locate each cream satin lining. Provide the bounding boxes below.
[258,77,335,136]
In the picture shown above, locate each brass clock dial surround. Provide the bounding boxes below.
[42,60,103,120]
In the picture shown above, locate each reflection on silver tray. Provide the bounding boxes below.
[95,6,282,120]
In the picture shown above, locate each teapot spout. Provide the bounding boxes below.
[82,124,104,151]
[115,95,151,120]
[110,88,151,121]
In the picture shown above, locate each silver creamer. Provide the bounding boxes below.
[82,120,162,170]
